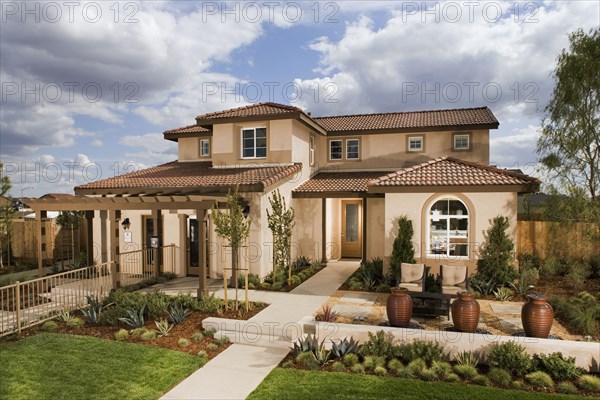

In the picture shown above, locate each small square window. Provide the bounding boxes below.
[346,139,359,159]
[200,139,210,157]
[329,140,342,160]
[241,128,267,159]
[408,136,423,151]
[454,134,470,150]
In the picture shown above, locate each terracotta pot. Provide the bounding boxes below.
[451,291,480,333]
[521,294,554,338]
[387,287,413,327]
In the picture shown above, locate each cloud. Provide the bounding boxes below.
[119,133,177,163]
[91,139,103,147]
[75,153,91,165]
[490,125,540,167]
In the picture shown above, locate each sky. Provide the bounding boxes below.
[1,0,599,197]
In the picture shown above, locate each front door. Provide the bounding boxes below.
[341,200,362,258]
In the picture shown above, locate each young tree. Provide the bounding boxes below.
[266,189,295,284]
[475,216,518,289]
[0,162,14,269]
[389,215,415,284]
[538,28,600,208]
[212,186,251,288]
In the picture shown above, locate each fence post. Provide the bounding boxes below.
[15,281,21,335]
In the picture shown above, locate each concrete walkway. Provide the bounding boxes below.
[160,261,360,400]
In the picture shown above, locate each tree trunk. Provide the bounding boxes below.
[230,245,238,288]
[0,236,4,269]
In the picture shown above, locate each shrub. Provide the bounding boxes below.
[82,295,106,324]
[118,305,146,328]
[395,366,414,379]
[445,373,460,383]
[216,336,230,345]
[509,269,537,296]
[196,294,223,313]
[493,286,513,301]
[261,282,272,290]
[191,331,204,341]
[331,361,346,372]
[114,328,129,341]
[389,215,416,284]
[352,258,385,291]
[534,352,583,382]
[292,333,319,356]
[487,368,512,387]
[375,284,391,293]
[470,276,497,296]
[140,329,157,341]
[296,351,318,370]
[453,365,478,380]
[578,374,600,393]
[342,353,359,367]
[281,360,293,369]
[197,350,208,359]
[155,319,173,337]
[315,305,340,322]
[518,253,541,270]
[131,327,148,336]
[168,304,191,324]
[474,216,518,291]
[206,343,219,351]
[351,364,365,374]
[363,356,386,371]
[472,374,491,386]
[453,350,479,368]
[566,261,592,290]
[271,282,283,291]
[541,256,567,276]
[399,340,445,366]
[66,317,85,329]
[203,327,216,338]
[419,368,437,381]
[556,382,578,394]
[98,307,123,326]
[373,366,387,377]
[359,330,397,360]
[290,275,301,286]
[330,337,359,359]
[525,371,554,389]
[387,359,404,374]
[177,338,190,348]
[431,361,452,379]
[56,309,72,323]
[171,293,199,310]
[42,320,58,331]
[511,380,525,390]
[406,358,427,376]
[549,292,600,336]
[488,342,532,377]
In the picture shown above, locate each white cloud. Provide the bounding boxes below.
[91,139,103,147]
[75,154,91,165]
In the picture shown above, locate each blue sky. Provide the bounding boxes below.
[1,1,599,197]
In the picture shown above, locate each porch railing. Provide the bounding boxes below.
[119,244,178,287]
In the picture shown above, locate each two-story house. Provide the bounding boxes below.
[32,102,538,287]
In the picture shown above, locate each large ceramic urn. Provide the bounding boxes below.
[521,294,554,338]
[451,291,480,333]
[387,287,413,327]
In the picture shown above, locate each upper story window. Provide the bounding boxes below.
[346,139,360,160]
[408,136,424,152]
[427,197,469,258]
[453,134,470,151]
[329,139,343,160]
[200,139,210,157]
[309,136,315,166]
[241,128,267,159]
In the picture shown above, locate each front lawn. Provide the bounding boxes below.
[0,333,203,400]
[248,368,583,400]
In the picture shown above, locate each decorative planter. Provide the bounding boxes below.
[387,287,413,327]
[521,294,554,338]
[451,291,480,333]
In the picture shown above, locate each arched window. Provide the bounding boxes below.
[427,197,469,257]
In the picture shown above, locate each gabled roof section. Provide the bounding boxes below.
[163,124,212,141]
[314,107,499,134]
[195,102,302,121]
[75,161,302,195]
[293,171,390,197]
[368,157,540,192]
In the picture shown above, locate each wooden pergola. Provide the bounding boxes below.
[24,194,228,296]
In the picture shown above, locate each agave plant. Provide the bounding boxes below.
[311,343,331,366]
[55,309,73,323]
[118,304,146,328]
[81,295,107,324]
[292,333,319,355]
[454,350,480,368]
[493,286,514,301]
[315,305,340,322]
[155,319,173,337]
[331,337,360,359]
[168,304,191,324]
[509,270,535,295]
[470,276,498,296]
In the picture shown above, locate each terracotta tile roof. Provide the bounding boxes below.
[195,102,303,121]
[314,107,498,132]
[75,161,302,193]
[40,193,74,200]
[369,157,540,187]
[164,124,211,135]
[293,171,391,193]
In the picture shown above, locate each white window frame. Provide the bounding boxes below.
[200,139,210,157]
[426,196,470,260]
[453,134,470,150]
[241,127,267,159]
[408,136,423,152]
[329,139,343,161]
[309,136,315,166]
[346,139,360,160]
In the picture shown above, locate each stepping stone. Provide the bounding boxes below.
[332,304,372,318]
[340,292,379,305]
[489,303,522,315]
[497,316,522,331]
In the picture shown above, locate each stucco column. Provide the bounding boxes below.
[152,209,161,277]
[197,209,207,298]
[362,198,368,261]
[107,209,120,289]
[178,214,187,277]
[321,198,327,264]
[85,211,94,266]
[99,210,107,266]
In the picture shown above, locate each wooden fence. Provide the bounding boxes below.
[517,220,600,260]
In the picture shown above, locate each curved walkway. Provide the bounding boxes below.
[160,261,360,400]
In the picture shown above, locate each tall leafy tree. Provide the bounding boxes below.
[266,189,295,283]
[538,28,600,215]
[389,215,415,284]
[0,162,14,269]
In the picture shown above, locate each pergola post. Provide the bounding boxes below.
[152,209,161,277]
[108,209,120,289]
[85,211,94,266]
[178,214,187,277]
[36,210,47,277]
[99,210,108,266]
[197,208,208,298]
[362,197,368,261]
[321,198,327,264]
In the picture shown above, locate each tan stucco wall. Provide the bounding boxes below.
[366,198,385,260]
[292,198,323,261]
[178,137,200,161]
[384,191,517,274]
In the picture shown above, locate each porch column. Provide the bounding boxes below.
[99,210,108,265]
[85,211,94,266]
[178,214,187,277]
[152,209,161,277]
[197,209,207,298]
[362,198,368,261]
[36,210,47,277]
[108,209,120,289]
[321,198,327,264]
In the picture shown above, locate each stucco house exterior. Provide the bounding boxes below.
[27,102,540,289]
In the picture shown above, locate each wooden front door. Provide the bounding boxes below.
[341,200,362,258]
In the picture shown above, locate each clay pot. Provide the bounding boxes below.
[387,287,413,327]
[521,294,554,338]
[451,291,480,333]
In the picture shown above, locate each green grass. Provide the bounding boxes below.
[0,333,203,400]
[248,368,584,400]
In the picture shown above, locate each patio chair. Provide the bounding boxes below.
[398,262,426,293]
[439,265,469,295]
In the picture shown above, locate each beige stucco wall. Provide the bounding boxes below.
[384,191,517,274]
[366,198,385,260]
[178,137,199,161]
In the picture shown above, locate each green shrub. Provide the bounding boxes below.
[171,293,199,310]
[488,342,532,377]
[197,350,208,359]
[387,359,404,374]
[534,352,583,382]
[399,340,445,366]
[342,353,359,367]
[566,261,592,290]
[577,374,600,393]
[351,364,365,374]
[525,371,554,389]
[216,336,230,345]
[373,366,387,376]
[191,331,204,342]
[395,366,414,379]
[42,320,58,331]
[510,380,525,390]
[296,351,318,370]
[363,356,386,371]
[281,360,294,369]
[389,215,416,285]
[177,338,190,348]
[359,330,397,360]
[131,327,148,336]
[472,374,491,386]
[66,317,85,329]
[206,343,219,351]
[140,329,157,341]
[406,358,427,376]
[290,275,301,286]
[203,327,216,338]
[348,278,364,291]
[271,282,283,291]
[351,258,386,291]
[453,365,478,380]
[98,306,124,326]
[549,292,600,336]
[556,382,578,394]
[114,328,129,341]
[431,361,452,379]
[493,286,513,301]
[445,373,460,383]
[487,368,512,387]
[375,284,391,293]
[118,305,146,328]
[453,350,479,368]
[196,294,223,313]
[518,253,541,270]
[331,361,346,372]
[261,282,272,290]
[541,256,567,276]
[419,368,437,381]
